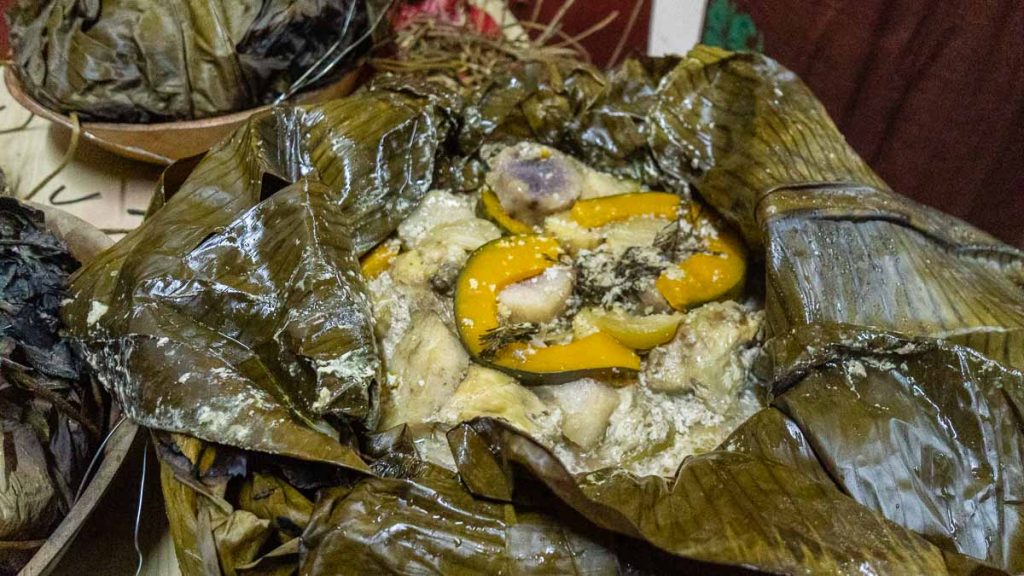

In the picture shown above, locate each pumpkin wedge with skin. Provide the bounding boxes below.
[568,192,681,228]
[656,226,747,311]
[566,191,747,311]
[574,308,683,350]
[455,235,640,383]
[477,187,534,234]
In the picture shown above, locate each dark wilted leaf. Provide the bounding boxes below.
[0,198,102,572]
[238,473,313,540]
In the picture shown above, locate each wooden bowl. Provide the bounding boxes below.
[4,66,364,165]
[13,204,141,576]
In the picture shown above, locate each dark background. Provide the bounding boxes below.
[731,0,1024,249]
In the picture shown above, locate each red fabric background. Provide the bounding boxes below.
[0,0,9,57]
[509,0,652,67]
[735,0,1024,247]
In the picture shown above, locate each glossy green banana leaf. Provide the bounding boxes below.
[64,92,450,471]
[67,45,1024,574]
[7,0,374,122]
[158,425,743,576]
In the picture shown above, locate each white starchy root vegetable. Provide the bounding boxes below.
[420,218,501,254]
[367,273,449,359]
[486,143,583,224]
[417,218,501,288]
[381,311,469,429]
[543,213,600,252]
[497,266,574,324]
[601,217,673,255]
[536,379,620,449]
[643,302,763,409]
[392,218,500,288]
[398,190,476,248]
[437,364,547,432]
[579,168,641,199]
[390,249,432,286]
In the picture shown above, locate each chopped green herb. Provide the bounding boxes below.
[575,247,669,311]
[479,322,540,358]
[654,215,707,262]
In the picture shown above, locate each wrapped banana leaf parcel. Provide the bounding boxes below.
[63,45,1024,575]
[6,0,383,122]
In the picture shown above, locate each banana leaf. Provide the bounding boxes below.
[66,46,1024,574]
[64,92,449,471]
[6,0,374,122]
[301,463,627,575]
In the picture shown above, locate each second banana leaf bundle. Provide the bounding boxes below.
[64,46,1024,574]
[6,0,379,122]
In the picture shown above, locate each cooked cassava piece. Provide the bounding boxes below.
[368,142,763,476]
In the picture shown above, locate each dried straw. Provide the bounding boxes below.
[610,0,647,66]
[371,0,630,89]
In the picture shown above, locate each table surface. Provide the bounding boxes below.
[0,85,158,232]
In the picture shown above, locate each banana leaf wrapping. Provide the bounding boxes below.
[6,0,375,122]
[65,46,1024,574]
